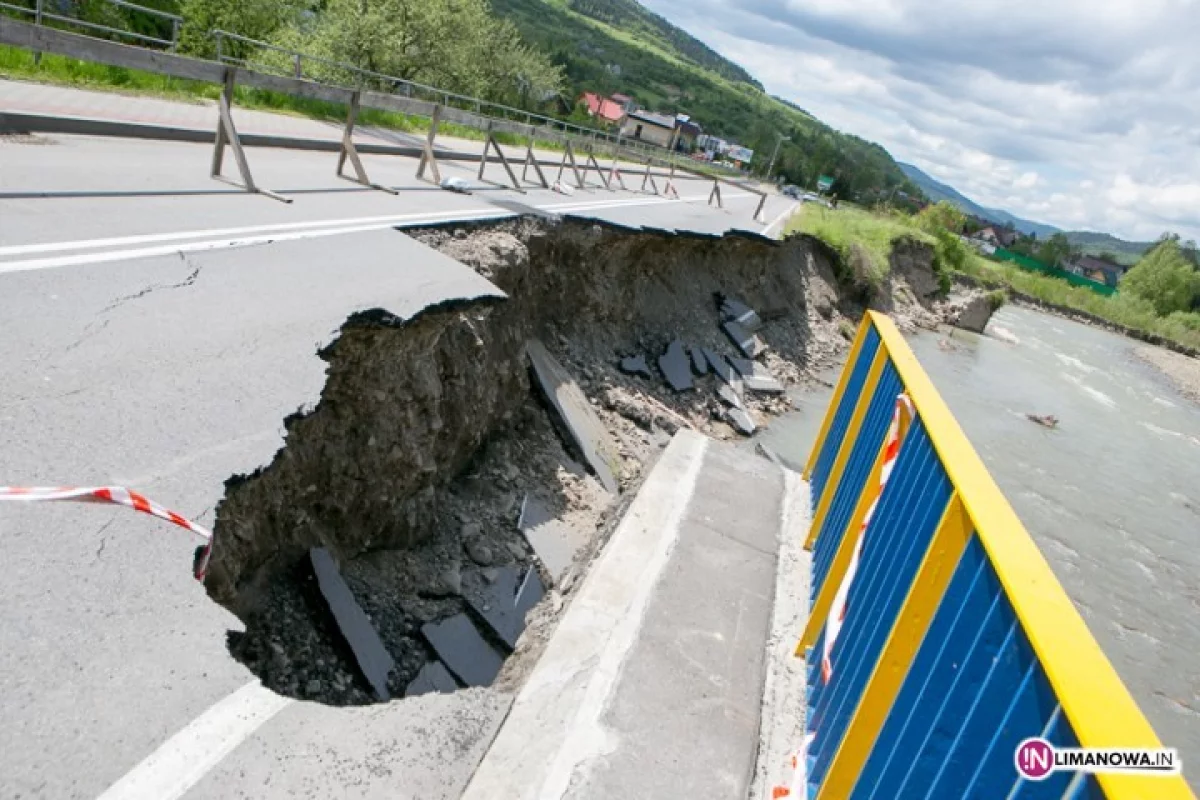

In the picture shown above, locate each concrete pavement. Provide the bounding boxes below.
[464,433,810,800]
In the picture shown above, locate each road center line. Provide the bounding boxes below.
[0,190,750,260]
[0,192,752,274]
[95,681,293,800]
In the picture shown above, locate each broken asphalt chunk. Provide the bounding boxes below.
[519,494,583,584]
[703,348,736,383]
[421,614,504,688]
[619,354,652,378]
[527,340,620,494]
[404,660,459,698]
[723,320,769,359]
[721,298,762,332]
[690,346,708,375]
[310,547,395,702]
[717,384,745,410]
[729,357,785,394]
[467,566,546,650]
[725,407,757,436]
[657,339,694,392]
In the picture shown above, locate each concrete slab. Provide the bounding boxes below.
[310,547,396,701]
[658,338,694,391]
[724,319,769,359]
[466,566,545,650]
[727,407,757,436]
[421,614,504,688]
[519,494,585,583]
[405,661,459,698]
[722,298,762,332]
[730,357,786,394]
[526,340,620,494]
[463,434,788,800]
[619,354,652,378]
[703,347,737,384]
[718,384,746,410]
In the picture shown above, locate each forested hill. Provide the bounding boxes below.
[492,0,918,202]
[565,0,762,89]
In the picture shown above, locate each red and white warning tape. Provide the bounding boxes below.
[770,393,914,798]
[0,486,214,580]
[821,392,914,683]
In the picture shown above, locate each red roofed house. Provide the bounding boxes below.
[580,92,626,125]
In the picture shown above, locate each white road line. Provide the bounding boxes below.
[95,681,292,800]
[0,190,738,259]
[0,192,748,275]
[762,201,799,238]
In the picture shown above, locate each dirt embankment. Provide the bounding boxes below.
[203,218,866,704]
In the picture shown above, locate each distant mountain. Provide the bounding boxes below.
[898,163,1060,239]
[1064,231,1154,266]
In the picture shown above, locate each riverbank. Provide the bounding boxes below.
[1135,347,1200,406]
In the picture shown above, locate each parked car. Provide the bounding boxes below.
[781,185,801,199]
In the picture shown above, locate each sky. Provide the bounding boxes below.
[637,0,1200,242]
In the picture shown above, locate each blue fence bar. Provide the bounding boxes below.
[797,312,1192,800]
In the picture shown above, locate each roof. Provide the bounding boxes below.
[626,109,677,129]
[610,93,631,103]
[1074,255,1126,275]
[580,92,625,123]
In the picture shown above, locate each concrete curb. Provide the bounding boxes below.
[0,110,537,166]
[749,467,813,800]
[461,429,710,800]
[0,111,695,180]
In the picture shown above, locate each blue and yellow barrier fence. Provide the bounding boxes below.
[797,311,1192,799]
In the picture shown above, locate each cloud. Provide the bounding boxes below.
[638,0,1200,241]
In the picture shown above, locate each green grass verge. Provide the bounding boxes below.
[0,44,564,151]
[958,254,1200,350]
[789,202,1200,352]
[789,203,935,287]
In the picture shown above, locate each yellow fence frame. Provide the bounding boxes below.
[803,311,1193,799]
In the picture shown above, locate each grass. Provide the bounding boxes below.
[789,202,1200,352]
[0,44,561,151]
[790,203,936,287]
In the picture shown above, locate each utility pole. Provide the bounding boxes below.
[766,132,788,183]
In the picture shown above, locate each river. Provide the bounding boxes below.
[755,304,1200,772]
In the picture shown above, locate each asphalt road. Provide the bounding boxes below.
[0,131,796,799]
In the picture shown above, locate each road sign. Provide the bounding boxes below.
[817,175,835,192]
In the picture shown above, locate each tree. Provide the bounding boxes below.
[1036,232,1074,267]
[177,0,307,58]
[263,0,563,105]
[1120,239,1200,316]
[914,201,966,235]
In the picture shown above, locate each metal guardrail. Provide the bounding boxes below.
[797,312,1192,798]
[0,0,180,49]
[208,28,660,160]
[0,15,767,216]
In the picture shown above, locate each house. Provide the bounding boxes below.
[674,115,702,151]
[580,92,626,125]
[610,93,636,113]
[1068,255,1128,287]
[620,109,679,148]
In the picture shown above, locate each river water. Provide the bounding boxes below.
[756,305,1200,770]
